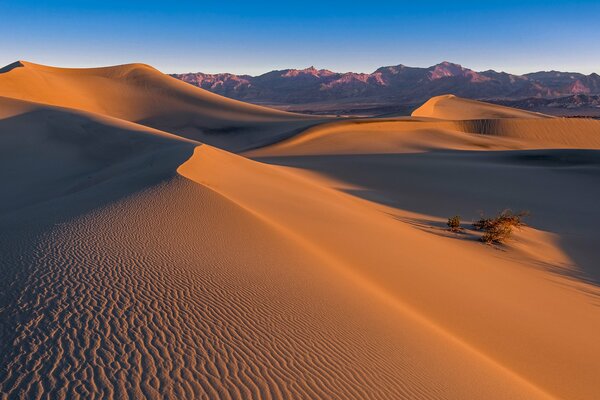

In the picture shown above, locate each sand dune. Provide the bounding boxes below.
[0,157,552,400]
[454,117,600,148]
[0,100,547,400]
[1,62,599,399]
[247,113,600,157]
[191,146,600,400]
[412,94,550,120]
[245,119,524,156]
[0,61,322,151]
[0,95,195,216]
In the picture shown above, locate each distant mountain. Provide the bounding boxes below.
[524,71,600,94]
[493,94,600,118]
[171,62,600,115]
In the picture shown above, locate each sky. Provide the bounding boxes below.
[1,1,599,75]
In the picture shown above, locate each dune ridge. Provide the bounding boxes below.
[1,60,599,399]
[0,60,323,151]
[246,116,600,157]
[412,94,551,120]
[181,146,600,400]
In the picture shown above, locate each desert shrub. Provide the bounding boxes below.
[474,210,529,244]
[480,222,514,244]
[447,215,462,232]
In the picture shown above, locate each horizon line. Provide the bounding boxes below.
[2,59,599,77]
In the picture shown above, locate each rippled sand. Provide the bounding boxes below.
[1,62,599,399]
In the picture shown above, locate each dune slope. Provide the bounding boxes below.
[0,175,555,400]
[412,94,550,120]
[247,111,600,157]
[0,100,552,399]
[188,145,600,400]
[0,96,196,216]
[0,61,322,151]
[1,61,599,400]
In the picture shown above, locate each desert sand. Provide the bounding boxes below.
[411,94,551,120]
[1,61,599,399]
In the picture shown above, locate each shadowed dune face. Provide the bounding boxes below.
[0,61,323,151]
[0,97,195,216]
[247,113,600,288]
[454,117,600,148]
[1,61,600,400]
[245,117,600,157]
[253,150,600,284]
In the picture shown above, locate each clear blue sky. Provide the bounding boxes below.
[1,1,599,75]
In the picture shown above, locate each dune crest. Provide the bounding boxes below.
[247,115,600,157]
[0,60,322,151]
[180,145,600,400]
[412,94,550,119]
[1,61,599,399]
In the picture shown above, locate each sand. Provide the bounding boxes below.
[1,61,599,399]
[0,61,323,151]
[412,94,551,120]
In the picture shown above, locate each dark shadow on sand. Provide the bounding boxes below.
[255,149,600,289]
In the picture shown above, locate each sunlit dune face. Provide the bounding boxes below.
[1,61,599,400]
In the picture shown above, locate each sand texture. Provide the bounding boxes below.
[1,61,600,399]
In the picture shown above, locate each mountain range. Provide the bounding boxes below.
[172,62,600,116]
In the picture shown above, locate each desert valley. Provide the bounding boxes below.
[0,59,599,399]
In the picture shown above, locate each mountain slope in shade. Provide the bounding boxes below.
[524,71,600,94]
[172,62,600,114]
[494,94,600,117]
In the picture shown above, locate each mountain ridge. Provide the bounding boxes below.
[172,62,600,115]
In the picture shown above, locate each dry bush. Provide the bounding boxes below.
[447,215,462,232]
[473,210,529,244]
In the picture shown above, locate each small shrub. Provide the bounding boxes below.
[447,215,462,232]
[474,210,529,244]
[480,222,513,244]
